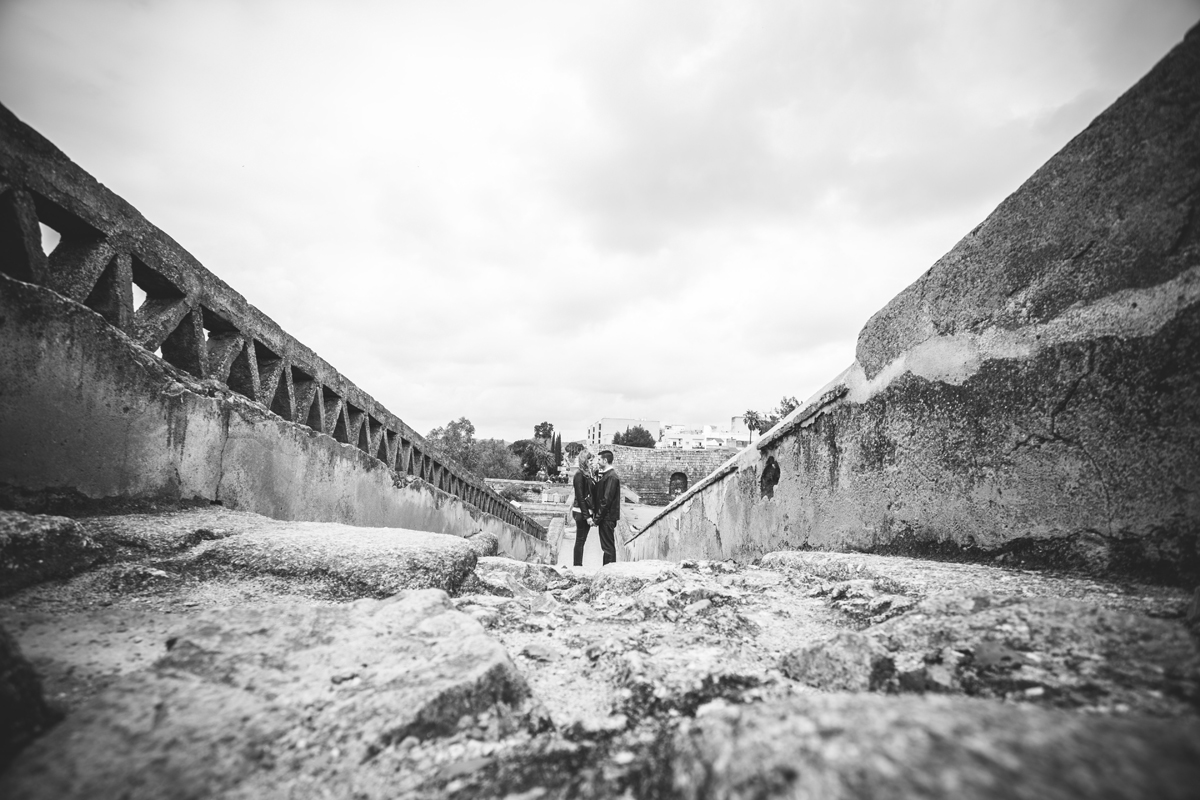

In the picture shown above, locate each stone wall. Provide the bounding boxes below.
[605,444,736,506]
[0,102,547,556]
[627,25,1200,584]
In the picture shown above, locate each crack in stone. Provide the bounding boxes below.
[1007,343,1113,533]
[213,405,233,506]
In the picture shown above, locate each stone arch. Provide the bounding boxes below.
[669,471,689,498]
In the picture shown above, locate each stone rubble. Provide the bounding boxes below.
[672,693,1200,800]
[0,508,1196,798]
[0,511,103,595]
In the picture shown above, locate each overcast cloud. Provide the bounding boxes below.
[2,0,1197,441]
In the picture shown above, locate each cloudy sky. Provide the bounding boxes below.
[2,0,1197,442]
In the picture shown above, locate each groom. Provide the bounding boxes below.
[592,449,620,565]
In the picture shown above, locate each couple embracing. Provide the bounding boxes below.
[571,449,620,566]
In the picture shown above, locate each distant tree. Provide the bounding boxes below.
[615,424,656,448]
[743,395,801,435]
[742,410,764,436]
[533,421,554,443]
[509,439,555,480]
[777,395,800,418]
[473,438,524,479]
[426,417,477,470]
[426,418,527,479]
[564,441,585,460]
[551,433,562,470]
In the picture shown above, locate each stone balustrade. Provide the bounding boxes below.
[0,103,543,540]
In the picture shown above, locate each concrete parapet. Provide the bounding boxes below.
[0,103,544,547]
[0,275,551,561]
[627,24,1200,584]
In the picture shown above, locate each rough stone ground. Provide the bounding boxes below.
[1,508,1198,798]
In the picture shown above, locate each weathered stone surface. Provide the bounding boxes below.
[856,25,1200,378]
[1,590,531,799]
[7,541,1197,799]
[466,530,500,557]
[0,510,102,595]
[0,624,58,770]
[470,556,558,595]
[781,630,894,691]
[760,549,1188,613]
[626,25,1200,584]
[41,508,483,600]
[178,519,479,598]
[783,591,1200,716]
[1,671,278,800]
[673,693,1200,800]
[589,560,684,601]
[103,563,180,593]
[79,507,252,555]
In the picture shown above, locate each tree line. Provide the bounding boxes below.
[424,418,564,481]
[424,418,660,481]
[425,402,801,483]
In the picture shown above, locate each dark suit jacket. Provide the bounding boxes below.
[594,468,621,523]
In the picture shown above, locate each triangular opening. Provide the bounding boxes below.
[201,305,239,336]
[366,416,383,458]
[252,341,288,418]
[30,192,103,272]
[131,255,183,319]
[227,343,257,400]
[357,420,371,453]
[130,254,183,299]
[377,430,394,464]
[254,341,281,381]
[304,389,324,432]
[84,255,129,328]
[38,222,61,257]
[160,309,205,377]
[332,407,350,444]
[199,307,243,383]
[344,403,366,450]
[31,191,99,236]
[269,370,291,419]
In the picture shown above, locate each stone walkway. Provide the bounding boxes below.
[2,508,1198,798]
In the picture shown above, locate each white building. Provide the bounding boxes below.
[586,417,662,447]
[659,418,751,449]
